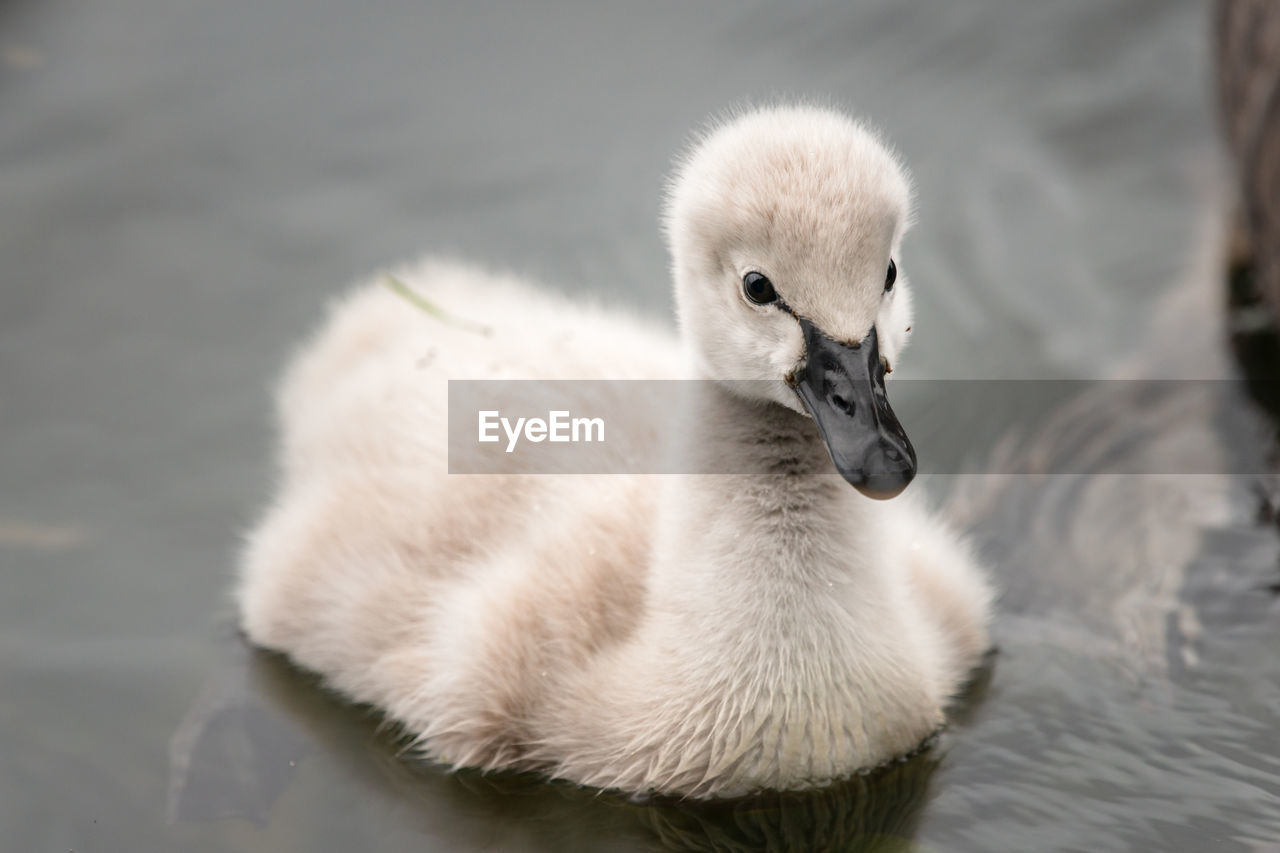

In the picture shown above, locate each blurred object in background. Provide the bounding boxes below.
[1217,0,1280,364]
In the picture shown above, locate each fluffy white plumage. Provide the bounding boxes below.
[237,104,993,798]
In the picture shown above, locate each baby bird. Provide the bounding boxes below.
[238,104,994,798]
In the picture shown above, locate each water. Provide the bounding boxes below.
[3,0,1277,850]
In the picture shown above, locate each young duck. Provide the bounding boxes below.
[238,104,994,798]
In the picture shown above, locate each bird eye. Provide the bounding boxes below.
[885,259,897,292]
[743,271,777,305]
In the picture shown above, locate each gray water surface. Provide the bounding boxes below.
[3,1,1278,850]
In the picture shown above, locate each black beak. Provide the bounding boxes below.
[788,321,917,499]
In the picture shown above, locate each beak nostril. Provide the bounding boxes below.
[830,393,854,414]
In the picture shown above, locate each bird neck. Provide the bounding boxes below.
[647,379,890,622]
